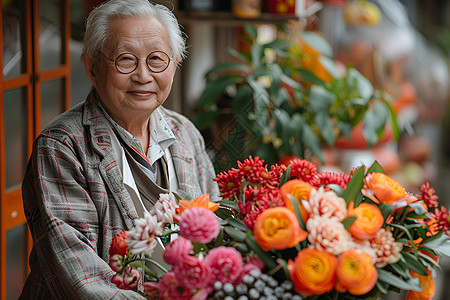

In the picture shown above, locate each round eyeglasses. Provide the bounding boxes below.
[108,51,172,74]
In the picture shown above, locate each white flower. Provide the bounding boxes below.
[154,193,178,224]
[307,216,352,255]
[304,187,347,222]
[127,211,164,257]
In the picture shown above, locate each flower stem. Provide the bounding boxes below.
[140,257,170,274]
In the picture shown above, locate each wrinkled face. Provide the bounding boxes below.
[84,16,178,123]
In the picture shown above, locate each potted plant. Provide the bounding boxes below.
[192,23,398,172]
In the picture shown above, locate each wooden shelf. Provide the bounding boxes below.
[176,10,298,26]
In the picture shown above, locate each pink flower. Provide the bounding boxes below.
[111,268,140,290]
[307,216,352,255]
[245,255,265,270]
[172,255,211,290]
[143,281,159,298]
[179,207,220,244]
[204,246,243,284]
[154,193,178,224]
[163,237,193,266]
[109,254,124,273]
[127,211,164,257]
[304,187,347,222]
[158,272,191,300]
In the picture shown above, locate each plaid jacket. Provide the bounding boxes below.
[20,90,219,299]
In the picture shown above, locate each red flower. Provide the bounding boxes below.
[288,159,320,185]
[317,172,351,189]
[430,206,450,236]
[416,183,439,208]
[238,156,269,184]
[214,168,242,200]
[109,230,129,256]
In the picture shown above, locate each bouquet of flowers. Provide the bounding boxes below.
[109,156,450,299]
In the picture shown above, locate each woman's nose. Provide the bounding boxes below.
[131,58,154,82]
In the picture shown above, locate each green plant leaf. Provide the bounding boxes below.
[227,217,250,232]
[389,260,410,278]
[377,269,422,291]
[218,200,239,211]
[243,23,257,40]
[342,216,357,230]
[245,234,278,269]
[367,160,385,174]
[251,43,264,70]
[363,101,388,146]
[224,226,247,242]
[215,208,234,220]
[287,194,306,231]
[342,166,365,205]
[308,85,336,112]
[402,252,428,275]
[295,67,325,85]
[346,67,374,100]
[248,77,270,106]
[228,47,250,63]
[314,110,335,146]
[191,109,222,130]
[301,31,333,57]
[423,231,450,256]
[279,166,291,187]
[264,38,291,51]
[198,75,241,107]
[302,123,324,162]
[319,55,340,79]
[204,62,249,79]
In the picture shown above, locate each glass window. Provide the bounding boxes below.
[6,224,28,300]
[4,88,27,191]
[2,0,27,79]
[39,0,63,71]
[41,78,64,129]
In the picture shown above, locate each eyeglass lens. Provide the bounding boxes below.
[114,51,170,74]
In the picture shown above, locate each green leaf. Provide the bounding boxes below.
[302,124,324,163]
[342,216,357,230]
[423,231,450,256]
[224,226,247,242]
[342,167,365,205]
[218,200,239,211]
[264,38,290,51]
[280,73,303,90]
[301,31,333,57]
[403,252,428,275]
[279,166,291,187]
[326,184,344,196]
[191,109,222,130]
[251,43,264,70]
[363,102,388,147]
[228,47,250,63]
[389,260,410,278]
[308,85,336,112]
[417,252,440,269]
[367,160,385,174]
[227,217,250,232]
[385,100,400,141]
[319,55,340,78]
[295,67,325,85]
[243,23,257,40]
[346,68,374,100]
[314,110,335,146]
[287,194,306,231]
[204,62,249,79]
[245,234,278,269]
[198,76,241,107]
[377,269,422,291]
[215,208,234,220]
[248,77,270,106]
[390,223,418,252]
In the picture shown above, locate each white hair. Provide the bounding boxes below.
[82,0,187,64]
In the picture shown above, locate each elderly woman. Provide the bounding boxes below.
[20,0,219,299]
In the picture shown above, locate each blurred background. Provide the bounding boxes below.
[0,0,449,299]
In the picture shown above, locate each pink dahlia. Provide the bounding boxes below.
[179,207,220,243]
[304,187,347,222]
[204,246,243,284]
[158,272,191,300]
[163,237,194,266]
[173,255,211,290]
[307,216,352,255]
[237,156,269,184]
[369,228,403,267]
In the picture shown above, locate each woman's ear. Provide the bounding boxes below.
[81,54,97,86]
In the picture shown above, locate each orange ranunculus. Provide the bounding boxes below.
[280,179,314,222]
[347,201,384,239]
[253,207,307,251]
[178,194,220,214]
[406,270,435,300]
[362,172,408,204]
[288,248,338,296]
[335,249,378,295]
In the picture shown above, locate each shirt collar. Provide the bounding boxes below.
[97,101,175,165]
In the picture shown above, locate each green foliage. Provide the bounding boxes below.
[193,24,397,170]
